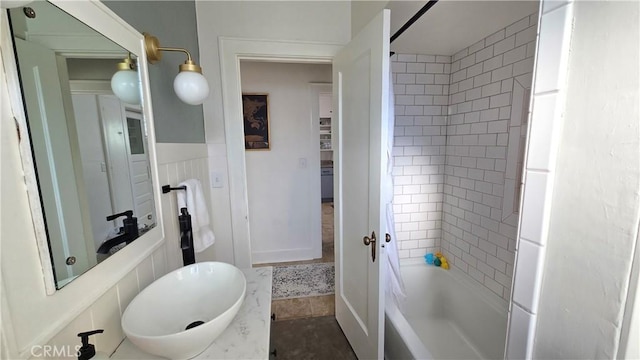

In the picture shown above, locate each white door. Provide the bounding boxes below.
[333,9,390,360]
[99,95,135,224]
[14,38,90,281]
[124,109,155,228]
[71,94,114,250]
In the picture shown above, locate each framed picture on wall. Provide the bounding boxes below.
[242,93,270,150]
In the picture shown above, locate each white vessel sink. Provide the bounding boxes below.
[122,262,247,359]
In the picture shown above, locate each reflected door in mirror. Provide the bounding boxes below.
[126,112,154,229]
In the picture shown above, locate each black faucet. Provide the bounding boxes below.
[97,210,139,254]
[179,207,195,266]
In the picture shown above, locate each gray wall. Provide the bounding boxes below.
[66,58,120,80]
[104,1,205,143]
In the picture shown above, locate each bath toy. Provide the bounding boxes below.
[424,253,435,265]
[434,252,449,270]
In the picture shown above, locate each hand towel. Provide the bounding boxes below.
[176,179,215,253]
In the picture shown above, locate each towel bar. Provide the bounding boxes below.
[162,185,187,194]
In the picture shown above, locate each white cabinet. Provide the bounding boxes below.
[319,92,332,118]
[319,92,332,152]
[318,91,333,199]
[320,118,332,151]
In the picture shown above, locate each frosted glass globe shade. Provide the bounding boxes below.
[173,71,209,105]
[111,70,141,105]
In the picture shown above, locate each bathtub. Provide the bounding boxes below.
[385,260,509,360]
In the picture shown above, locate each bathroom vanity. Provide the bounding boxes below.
[111,267,273,359]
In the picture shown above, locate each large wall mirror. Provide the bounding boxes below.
[7,1,157,290]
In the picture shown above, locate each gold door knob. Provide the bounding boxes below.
[363,231,377,262]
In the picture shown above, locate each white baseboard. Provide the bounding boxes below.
[252,247,322,265]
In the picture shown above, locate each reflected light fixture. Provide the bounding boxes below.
[111,54,141,105]
[144,32,209,105]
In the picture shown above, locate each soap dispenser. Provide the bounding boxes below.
[77,330,108,360]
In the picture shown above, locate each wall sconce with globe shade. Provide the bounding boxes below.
[143,32,209,105]
[110,54,141,105]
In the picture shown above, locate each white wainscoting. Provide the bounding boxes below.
[156,143,212,272]
[36,247,168,358]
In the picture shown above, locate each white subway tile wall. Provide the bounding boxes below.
[443,13,538,301]
[391,13,538,302]
[391,53,451,259]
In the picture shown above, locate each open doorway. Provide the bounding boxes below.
[316,84,335,268]
[240,61,330,265]
[239,61,337,320]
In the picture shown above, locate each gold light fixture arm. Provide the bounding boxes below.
[158,47,192,61]
[144,32,202,74]
[116,53,136,71]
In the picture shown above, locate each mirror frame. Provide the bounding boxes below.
[2,0,164,295]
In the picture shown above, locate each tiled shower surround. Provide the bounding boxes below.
[392,13,538,301]
[391,54,451,258]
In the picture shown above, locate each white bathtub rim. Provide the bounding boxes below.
[385,296,433,360]
[399,258,509,315]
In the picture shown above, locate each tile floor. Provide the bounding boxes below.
[270,316,357,360]
[322,202,334,244]
[266,204,349,359]
[272,294,335,321]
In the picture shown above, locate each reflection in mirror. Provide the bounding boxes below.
[8,1,156,289]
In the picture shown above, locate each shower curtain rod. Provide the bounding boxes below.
[390,0,439,55]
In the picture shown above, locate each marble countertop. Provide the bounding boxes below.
[112,266,273,360]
